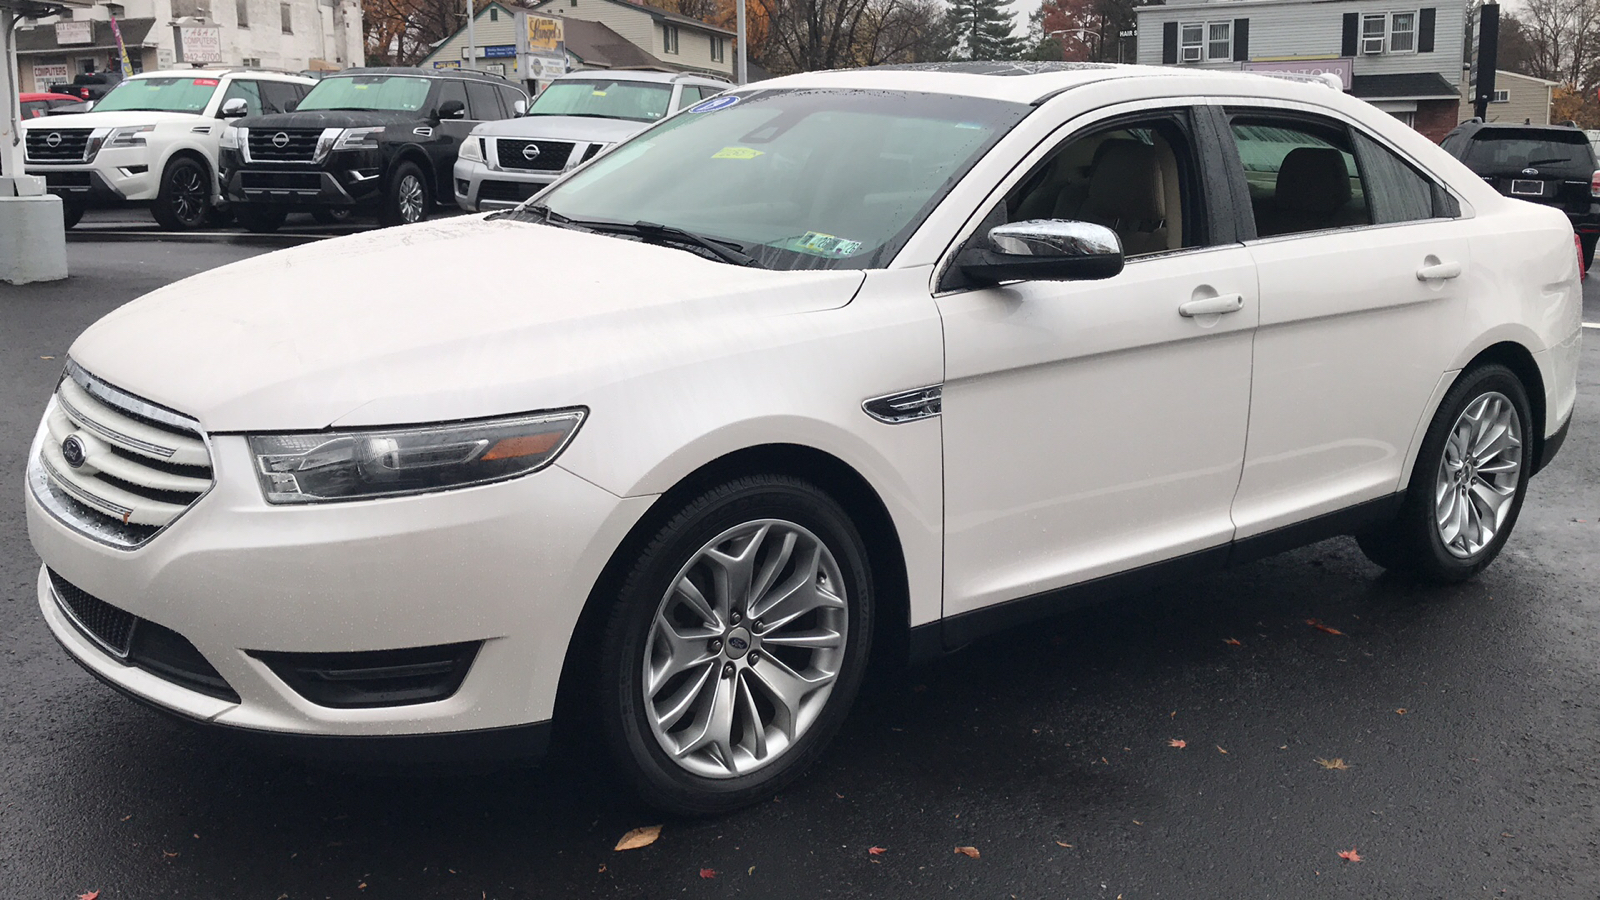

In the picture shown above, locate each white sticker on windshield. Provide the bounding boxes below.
[689,95,740,113]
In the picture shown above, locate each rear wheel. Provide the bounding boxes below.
[597,476,873,815]
[1580,233,1596,273]
[380,162,429,227]
[1356,364,1533,582]
[59,198,85,230]
[312,207,353,226]
[235,205,287,234]
[150,156,211,231]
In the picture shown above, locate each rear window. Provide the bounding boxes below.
[1463,128,1595,170]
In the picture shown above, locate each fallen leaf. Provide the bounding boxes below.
[1306,619,1344,636]
[1168,738,1186,749]
[162,850,179,858]
[1223,638,1242,646]
[357,883,367,890]
[699,868,717,879]
[120,815,132,822]
[1316,757,1351,771]
[954,846,981,859]
[41,356,56,360]
[1132,819,1143,826]
[614,825,662,851]
[78,892,99,900]
[1055,841,1073,848]
[1216,745,1228,754]
[1337,847,1362,862]
[748,866,755,875]
[598,864,607,873]
[868,847,887,856]
[1395,708,1408,715]
[835,792,845,799]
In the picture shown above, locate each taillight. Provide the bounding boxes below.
[1590,170,1600,198]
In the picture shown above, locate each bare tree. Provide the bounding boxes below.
[1506,0,1600,87]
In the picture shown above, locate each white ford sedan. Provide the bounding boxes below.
[27,63,1581,814]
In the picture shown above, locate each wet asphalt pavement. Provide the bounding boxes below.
[3,243,1599,899]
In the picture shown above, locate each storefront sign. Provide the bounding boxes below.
[433,60,462,68]
[484,44,517,58]
[55,21,93,45]
[33,63,71,85]
[528,55,567,80]
[525,15,564,55]
[177,25,223,64]
[1243,58,1353,91]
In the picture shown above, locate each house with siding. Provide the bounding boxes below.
[1463,69,1557,126]
[528,0,734,80]
[1135,0,1464,141]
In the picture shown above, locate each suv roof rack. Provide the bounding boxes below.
[339,65,520,85]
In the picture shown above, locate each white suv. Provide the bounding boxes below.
[453,69,729,211]
[22,69,315,230]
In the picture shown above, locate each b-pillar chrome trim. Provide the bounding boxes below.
[862,385,943,424]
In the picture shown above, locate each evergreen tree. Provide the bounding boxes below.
[945,0,1025,61]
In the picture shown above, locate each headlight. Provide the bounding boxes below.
[459,136,484,163]
[248,409,586,504]
[333,126,385,151]
[108,125,154,147]
[219,125,244,150]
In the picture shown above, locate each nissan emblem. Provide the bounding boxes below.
[521,143,542,162]
[46,132,62,147]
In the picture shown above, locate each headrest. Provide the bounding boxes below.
[1082,141,1165,223]
[1273,147,1351,214]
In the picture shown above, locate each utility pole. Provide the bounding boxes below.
[1471,1,1499,120]
[736,0,746,85]
[466,0,476,71]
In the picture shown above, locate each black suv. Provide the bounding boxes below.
[1442,120,1600,267]
[218,67,527,230]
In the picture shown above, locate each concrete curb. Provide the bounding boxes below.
[66,230,331,247]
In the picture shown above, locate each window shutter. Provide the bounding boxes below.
[1418,8,1436,52]
[1163,21,1178,64]
[1341,12,1358,57]
[1233,18,1249,61]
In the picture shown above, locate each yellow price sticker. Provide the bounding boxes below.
[592,90,607,96]
[711,146,764,160]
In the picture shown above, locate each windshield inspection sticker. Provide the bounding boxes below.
[711,146,764,160]
[795,231,863,258]
[689,95,740,113]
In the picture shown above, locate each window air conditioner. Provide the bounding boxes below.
[1181,46,1203,62]
[1361,36,1385,54]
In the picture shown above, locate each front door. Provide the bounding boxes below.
[937,107,1258,621]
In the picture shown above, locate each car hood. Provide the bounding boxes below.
[471,115,648,143]
[240,109,421,131]
[21,109,203,130]
[69,216,867,432]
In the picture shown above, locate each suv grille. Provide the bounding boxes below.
[30,362,214,549]
[497,139,572,172]
[25,127,93,162]
[248,127,323,162]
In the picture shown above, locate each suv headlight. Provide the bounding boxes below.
[248,409,587,504]
[459,137,485,163]
[219,125,244,150]
[107,125,154,147]
[333,126,385,151]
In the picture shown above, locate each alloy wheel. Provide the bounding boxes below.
[641,519,848,779]
[170,165,206,225]
[398,175,425,223]
[1433,391,1523,558]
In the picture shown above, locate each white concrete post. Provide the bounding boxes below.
[1,7,69,284]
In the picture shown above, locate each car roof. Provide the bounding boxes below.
[333,66,522,86]
[21,92,79,101]
[1454,120,1584,134]
[552,69,730,86]
[129,68,315,83]
[757,61,1349,105]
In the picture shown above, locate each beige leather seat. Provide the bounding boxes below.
[1072,141,1169,256]
[1257,146,1366,237]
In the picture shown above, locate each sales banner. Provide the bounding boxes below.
[109,16,134,78]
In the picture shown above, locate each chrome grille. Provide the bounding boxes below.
[29,362,214,549]
[496,138,573,171]
[247,127,322,162]
[25,128,93,162]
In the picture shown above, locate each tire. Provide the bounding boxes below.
[1581,233,1596,273]
[59,198,84,230]
[235,205,287,234]
[380,162,430,226]
[312,207,353,226]
[1356,364,1534,582]
[204,204,235,228]
[596,475,874,815]
[150,156,212,231]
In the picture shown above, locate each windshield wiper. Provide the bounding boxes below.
[586,220,756,266]
[1523,156,1573,166]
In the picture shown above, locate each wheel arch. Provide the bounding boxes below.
[388,145,435,196]
[157,145,217,193]
[1460,339,1547,459]
[550,442,913,740]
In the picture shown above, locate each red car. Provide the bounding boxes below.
[20,92,82,119]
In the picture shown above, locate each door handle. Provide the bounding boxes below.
[1416,261,1462,281]
[1178,293,1245,317]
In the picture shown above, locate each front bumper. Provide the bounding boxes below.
[27,148,156,204]
[28,430,655,742]
[221,147,384,209]
[453,157,558,212]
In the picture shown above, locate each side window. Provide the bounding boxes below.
[259,81,300,113]
[1228,115,1370,238]
[676,86,702,109]
[23,100,48,118]
[499,86,526,114]
[219,79,263,116]
[436,79,469,116]
[465,81,502,120]
[1000,114,1206,258]
[1351,130,1453,223]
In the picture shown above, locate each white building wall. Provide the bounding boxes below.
[50,0,361,72]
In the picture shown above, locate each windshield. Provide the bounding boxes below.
[526,89,1030,270]
[1464,128,1595,169]
[527,79,673,122]
[298,75,432,112]
[93,77,220,113]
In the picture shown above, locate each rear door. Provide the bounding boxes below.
[430,79,478,188]
[1222,106,1472,537]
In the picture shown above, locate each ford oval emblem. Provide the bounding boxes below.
[521,142,541,161]
[272,132,290,148]
[727,635,749,651]
[1522,167,1539,176]
[46,132,62,147]
[61,435,87,468]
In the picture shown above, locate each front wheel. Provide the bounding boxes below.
[380,162,429,226]
[235,205,287,233]
[1357,364,1533,582]
[597,476,874,815]
[312,207,353,226]
[150,156,212,231]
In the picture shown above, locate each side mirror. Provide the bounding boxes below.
[513,98,527,116]
[956,219,1124,284]
[436,99,466,121]
[219,97,250,118]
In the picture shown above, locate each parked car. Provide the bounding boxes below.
[20,69,316,230]
[20,92,83,119]
[27,63,1580,816]
[48,72,121,102]
[454,70,729,211]
[218,67,528,231]
[44,100,94,115]
[1442,119,1600,269]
